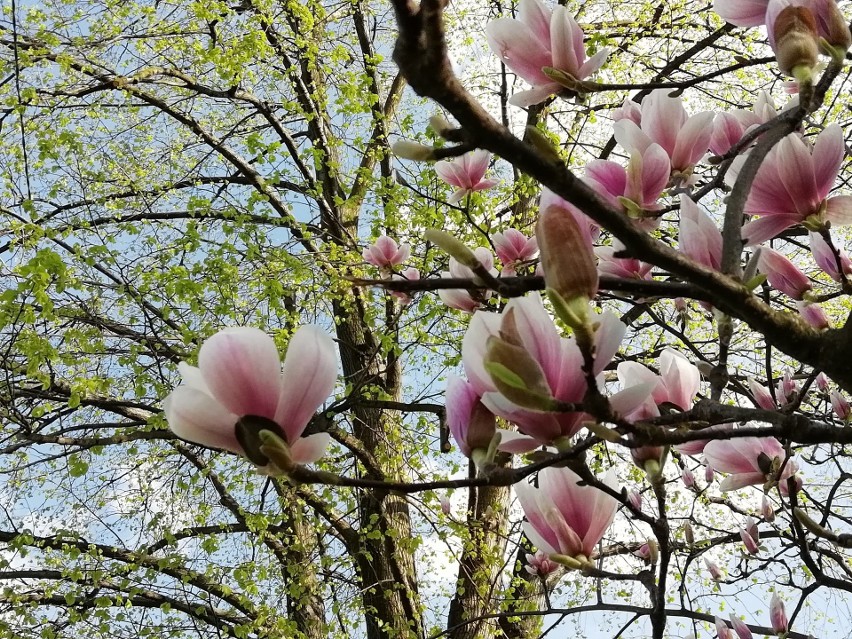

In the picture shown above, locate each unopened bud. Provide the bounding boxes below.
[818,0,851,60]
[484,336,556,410]
[646,537,659,565]
[683,522,695,546]
[762,495,776,523]
[392,139,436,161]
[773,6,819,77]
[425,229,480,269]
[537,202,598,304]
[627,489,642,512]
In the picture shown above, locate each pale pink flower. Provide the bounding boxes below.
[682,467,696,489]
[634,542,652,562]
[748,376,777,410]
[584,145,670,221]
[462,293,627,445]
[816,372,830,391]
[770,593,788,634]
[757,247,812,299]
[618,349,700,413]
[679,195,723,270]
[809,230,852,281]
[391,267,420,305]
[716,616,734,639]
[486,0,610,106]
[731,616,754,639]
[595,239,654,280]
[763,494,777,522]
[515,466,618,559]
[710,112,748,157]
[728,124,852,245]
[740,518,760,554]
[363,235,410,271]
[627,489,643,512]
[614,90,715,180]
[539,187,600,243]
[438,247,498,312]
[777,370,799,406]
[797,300,830,329]
[435,150,499,203]
[440,494,452,515]
[704,436,800,494]
[706,558,724,581]
[164,326,337,466]
[493,229,538,276]
[830,389,851,420]
[525,550,559,576]
[446,376,497,458]
[705,463,716,483]
[612,97,642,125]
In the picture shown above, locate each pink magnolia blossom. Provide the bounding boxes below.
[438,248,498,312]
[731,616,754,639]
[830,389,851,420]
[618,349,701,414]
[439,494,452,515]
[627,489,643,512]
[584,145,670,224]
[757,247,812,299]
[363,235,410,271]
[614,89,714,181]
[612,96,642,126]
[682,467,696,489]
[748,376,777,410]
[539,187,600,243]
[493,229,538,276]
[391,267,420,305]
[703,436,800,493]
[486,0,610,106]
[679,195,723,270]
[762,494,777,522]
[796,300,830,329]
[435,150,499,203]
[728,124,852,245]
[816,372,830,391]
[595,239,654,280]
[740,516,760,554]
[777,370,799,406]
[164,326,337,467]
[462,293,627,445]
[446,376,497,458]
[770,593,788,634]
[716,617,735,639]
[809,230,852,281]
[515,466,618,559]
[709,92,788,156]
[524,550,559,576]
[705,558,724,581]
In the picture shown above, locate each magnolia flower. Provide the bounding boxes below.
[731,615,754,639]
[709,92,788,156]
[435,150,499,203]
[462,293,627,445]
[486,0,609,106]
[626,489,643,512]
[809,231,852,281]
[797,300,830,329]
[703,436,800,493]
[363,235,410,271]
[748,376,777,410]
[728,124,852,245]
[757,247,812,299]
[612,96,642,125]
[816,372,830,391]
[538,197,599,302]
[164,326,337,468]
[682,467,696,489]
[446,376,498,459]
[777,370,799,406]
[680,195,723,270]
[516,466,618,560]
[740,516,760,554]
[830,389,851,420]
[584,146,670,224]
[525,550,559,576]
[716,617,734,639]
[618,349,701,414]
[493,229,538,276]
[705,558,724,581]
[614,90,714,182]
[770,4,819,76]
[438,247,498,312]
[770,593,788,634]
[763,494,777,522]
[391,267,420,305]
[595,240,654,280]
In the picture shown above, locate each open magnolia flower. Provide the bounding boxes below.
[516,466,618,562]
[704,436,801,493]
[164,325,338,469]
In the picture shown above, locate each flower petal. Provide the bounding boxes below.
[198,327,283,419]
[274,325,338,443]
[289,432,332,464]
[164,386,242,454]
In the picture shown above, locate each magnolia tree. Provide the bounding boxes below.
[3,0,852,637]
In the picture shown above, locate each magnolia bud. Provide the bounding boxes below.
[392,139,435,161]
[627,489,643,512]
[818,0,852,59]
[537,202,598,304]
[731,615,754,639]
[683,522,695,546]
[762,495,777,523]
[773,6,819,78]
[705,558,724,581]
[770,593,788,634]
